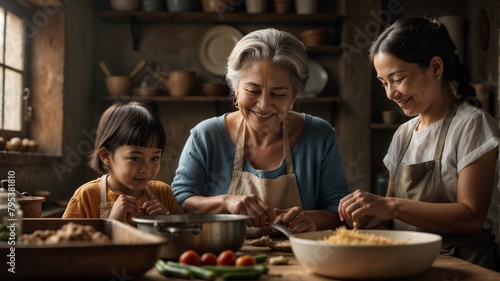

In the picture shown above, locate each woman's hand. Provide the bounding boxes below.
[338,189,394,225]
[108,194,138,222]
[140,199,169,215]
[273,207,316,233]
[224,194,275,228]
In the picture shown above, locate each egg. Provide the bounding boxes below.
[10,137,22,146]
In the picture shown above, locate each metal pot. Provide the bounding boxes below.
[0,180,45,218]
[132,214,249,260]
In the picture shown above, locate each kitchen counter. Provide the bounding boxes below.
[138,243,500,281]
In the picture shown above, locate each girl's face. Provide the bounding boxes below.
[373,52,438,117]
[102,145,162,195]
[235,61,295,134]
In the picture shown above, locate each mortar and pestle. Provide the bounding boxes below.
[99,59,148,96]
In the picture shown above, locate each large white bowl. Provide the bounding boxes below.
[289,229,442,279]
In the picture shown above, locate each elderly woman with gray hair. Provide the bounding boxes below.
[171,28,349,237]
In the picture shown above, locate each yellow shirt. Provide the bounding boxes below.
[62,177,182,224]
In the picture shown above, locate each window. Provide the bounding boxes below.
[0,3,26,134]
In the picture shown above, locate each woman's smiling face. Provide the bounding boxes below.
[374,52,437,117]
[235,61,295,134]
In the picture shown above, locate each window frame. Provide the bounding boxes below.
[0,1,30,140]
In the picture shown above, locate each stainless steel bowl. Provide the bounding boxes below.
[132,214,249,260]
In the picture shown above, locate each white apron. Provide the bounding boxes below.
[227,119,302,238]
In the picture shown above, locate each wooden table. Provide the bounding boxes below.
[139,243,500,281]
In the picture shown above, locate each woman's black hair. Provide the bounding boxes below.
[89,99,167,174]
[369,17,478,106]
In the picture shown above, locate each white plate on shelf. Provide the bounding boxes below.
[301,60,328,98]
[199,25,244,76]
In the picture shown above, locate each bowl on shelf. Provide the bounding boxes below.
[202,0,227,12]
[202,82,229,97]
[110,0,140,11]
[299,28,330,47]
[166,0,197,12]
[105,76,134,96]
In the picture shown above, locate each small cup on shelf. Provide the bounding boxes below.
[381,110,399,124]
[274,0,291,14]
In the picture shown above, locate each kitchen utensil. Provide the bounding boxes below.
[110,0,140,11]
[274,0,291,14]
[98,60,112,77]
[302,60,328,98]
[157,70,196,97]
[129,59,148,78]
[199,25,243,76]
[0,180,45,218]
[299,28,329,47]
[166,0,196,12]
[289,229,442,279]
[0,219,166,280]
[202,0,227,12]
[245,0,267,13]
[201,82,229,96]
[295,0,318,14]
[105,76,133,96]
[132,214,249,260]
[381,110,399,124]
[141,0,165,11]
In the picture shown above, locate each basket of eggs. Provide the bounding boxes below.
[4,137,38,152]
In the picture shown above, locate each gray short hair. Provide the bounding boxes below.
[225,28,309,98]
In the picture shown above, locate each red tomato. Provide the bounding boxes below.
[179,250,201,266]
[216,250,236,266]
[235,255,256,267]
[200,252,217,265]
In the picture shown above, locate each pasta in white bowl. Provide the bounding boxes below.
[289,228,442,279]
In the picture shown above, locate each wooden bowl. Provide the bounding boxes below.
[105,76,133,96]
[202,0,227,12]
[299,28,329,47]
[202,82,229,96]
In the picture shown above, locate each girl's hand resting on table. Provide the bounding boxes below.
[273,207,316,233]
[224,194,275,228]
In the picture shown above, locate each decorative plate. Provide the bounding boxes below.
[199,25,244,76]
[301,60,328,98]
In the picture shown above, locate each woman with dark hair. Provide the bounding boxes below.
[63,100,181,224]
[339,17,500,270]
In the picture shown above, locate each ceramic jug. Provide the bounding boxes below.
[157,70,196,97]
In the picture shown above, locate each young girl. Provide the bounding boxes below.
[63,100,181,224]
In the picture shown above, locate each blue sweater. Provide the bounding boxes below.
[171,113,349,213]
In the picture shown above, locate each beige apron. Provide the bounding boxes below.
[227,119,302,238]
[393,100,499,270]
[99,174,156,219]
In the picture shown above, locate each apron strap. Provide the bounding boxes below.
[233,118,246,171]
[100,174,108,204]
[282,122,295,174]
[144,186,155,200]
[433,99,463,161]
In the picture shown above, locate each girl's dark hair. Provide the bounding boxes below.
[369,17,478,106]
[89,100,167,174]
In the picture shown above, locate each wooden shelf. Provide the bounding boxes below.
[96,11,344,50]
[91,95,341,104]
[97,11,342,25]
